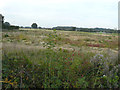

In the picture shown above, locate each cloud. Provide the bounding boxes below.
[0,0,118,28]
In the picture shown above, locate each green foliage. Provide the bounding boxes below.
[31,23,37,29]
[75,77,88,88]
[3,45,120,88]
[2,22,19,30]
[43,29,61,49]
[4,34,9,37]
[2,29,119,88]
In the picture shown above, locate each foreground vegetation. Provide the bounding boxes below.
[2,29,119,88]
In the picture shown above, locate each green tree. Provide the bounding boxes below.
[31,23,37,29]
[3,22,10,29]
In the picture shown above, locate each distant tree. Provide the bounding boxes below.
[39,27,42,29]
[10,25,19,29]
[31,23,37,29]
[20,26,23,28]
[4,22,10,27]
[3,22,10,29]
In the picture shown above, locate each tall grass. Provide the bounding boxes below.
[2,30,119,88]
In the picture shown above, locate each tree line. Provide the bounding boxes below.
[2,22,19,30]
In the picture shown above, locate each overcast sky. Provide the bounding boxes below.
[0,0,118,28]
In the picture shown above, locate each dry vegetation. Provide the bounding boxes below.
[2,29,119,88]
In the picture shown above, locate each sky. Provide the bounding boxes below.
[0,0,119,29]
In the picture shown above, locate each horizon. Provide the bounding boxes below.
[0,0,118,29]
[22,25,115,29]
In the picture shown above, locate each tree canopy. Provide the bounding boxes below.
[31,23,37,29]
[3,22,10,29]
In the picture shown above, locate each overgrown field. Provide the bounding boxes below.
[2,29,120,88]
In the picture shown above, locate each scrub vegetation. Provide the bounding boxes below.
[2,29,119,88]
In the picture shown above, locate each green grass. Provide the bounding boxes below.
[2,29,119,88]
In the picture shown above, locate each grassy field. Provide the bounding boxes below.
[2,29,120,88]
